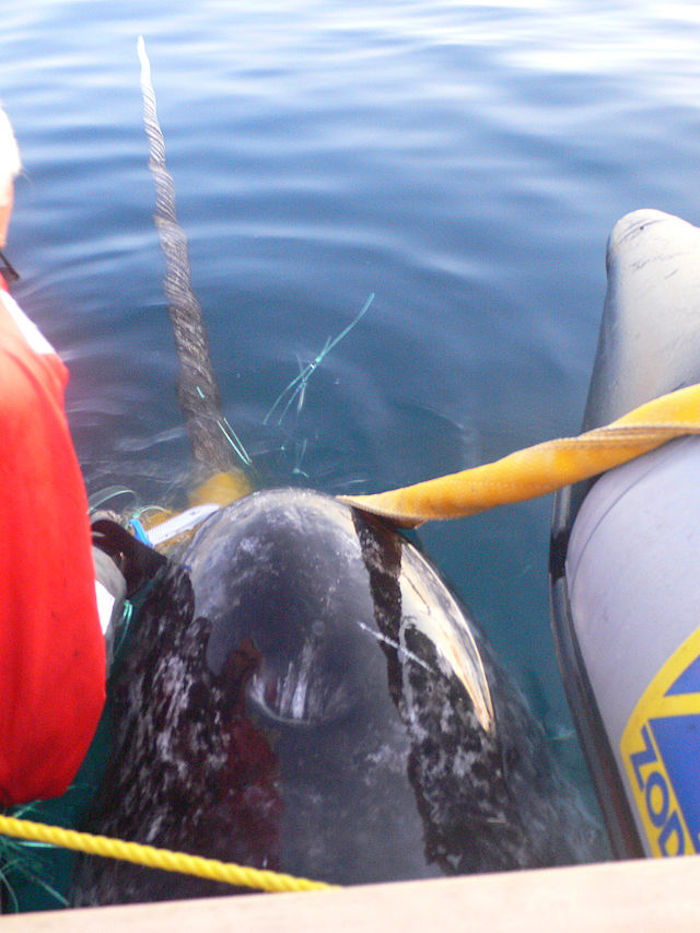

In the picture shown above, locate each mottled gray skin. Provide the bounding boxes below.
[73,489,606,906]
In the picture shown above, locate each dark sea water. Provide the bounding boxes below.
[3,1,700,833]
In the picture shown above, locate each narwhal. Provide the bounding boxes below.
[71,39,606,906]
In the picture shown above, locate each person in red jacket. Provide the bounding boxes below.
[0,104,106,808]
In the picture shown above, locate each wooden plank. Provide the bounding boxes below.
[3,855,700,932]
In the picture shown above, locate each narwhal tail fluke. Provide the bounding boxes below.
[137,36,251,486]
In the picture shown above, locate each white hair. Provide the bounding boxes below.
[0,105,21,198]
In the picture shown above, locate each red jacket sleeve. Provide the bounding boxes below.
[0,280,105,807]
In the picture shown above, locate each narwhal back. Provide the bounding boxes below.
[73,488,605,905]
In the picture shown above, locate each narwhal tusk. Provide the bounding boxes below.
[137,35,252,493]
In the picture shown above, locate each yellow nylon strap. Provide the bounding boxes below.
[339,383,700,527]
[0,815,337,894]
[189,469,252,508]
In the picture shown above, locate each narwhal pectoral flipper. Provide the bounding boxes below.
[137,36,251,492]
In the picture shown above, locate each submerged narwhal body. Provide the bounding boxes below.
[73,488,605,906]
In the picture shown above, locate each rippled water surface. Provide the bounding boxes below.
[4,0,700,817]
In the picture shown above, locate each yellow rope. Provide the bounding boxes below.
[339,383,700,527]
[0,814,337,894]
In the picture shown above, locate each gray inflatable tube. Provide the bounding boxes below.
[551,210,700,860]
